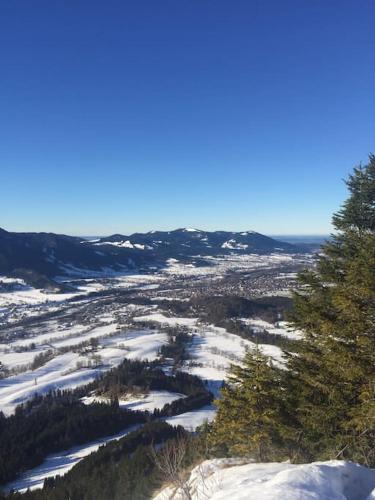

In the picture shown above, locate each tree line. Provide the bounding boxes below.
[3,421,205,500]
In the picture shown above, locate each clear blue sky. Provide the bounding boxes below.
[1,1,374,236]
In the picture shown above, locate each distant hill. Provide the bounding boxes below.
[0,227,307,288]
[95,228,304,257]
[0,228,154,288]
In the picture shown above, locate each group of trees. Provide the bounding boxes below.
[0,393,148,485]
[209,156,375,466]
[159,330,192,369]
[221,317,298,351]
[3,422,204,500]
[0,358,212,487]
[163,294,292,326]
[88,358,209,399]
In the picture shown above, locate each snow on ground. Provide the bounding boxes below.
[0,329,168,415]
[48,323,118,348]
[2,424,142,494]
[164,404,216,431]
[2,322,119,353]
[240,318,302,340]
[94,240,152,250]
[186,323,283,393]
[154,458,375,500]
[221,240,248,250]
[108,273,164,290]
[133,312,198,328]
[132,314,284,395]
[1,387,208,494]
[100,329,168,361]
[0,272,163,326]
[0,277,95,308]
[162,253,309,278]
[82,390,185,412]
[1,397,214,494]
[0,347,49,371]
[0,352,106,415]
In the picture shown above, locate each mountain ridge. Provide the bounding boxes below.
[95,227,302,256]
[0,227,307,288]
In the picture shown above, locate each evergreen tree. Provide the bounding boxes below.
[209,155,375,466]
[287,155,375,463]
[208,345,292,461]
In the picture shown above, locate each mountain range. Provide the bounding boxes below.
[0,227,308,289]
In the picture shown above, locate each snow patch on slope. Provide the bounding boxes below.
[221,240,248,250]
[94,240,152,250]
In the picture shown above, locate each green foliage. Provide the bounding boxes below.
[333,154,375,232]
[286,154,375,463]
[7,422,188,500]
[209,155,375,467]
[208,346,293,461]
[0,359,212,487]
[0,393,147,485]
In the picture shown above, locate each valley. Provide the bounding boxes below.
[0,243,313,495]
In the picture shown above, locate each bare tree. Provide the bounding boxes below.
[150,436,192,499]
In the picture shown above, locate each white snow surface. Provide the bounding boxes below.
[82,390,185,412]
[0,329,168,415]
[132,314,284,395]
[94,240,152,250]
[154,458,375,500]
[221,240,248,250]
[163,404,216,431]
[133,312,198,328]
[0,353,107,415]
[240,318,302,340]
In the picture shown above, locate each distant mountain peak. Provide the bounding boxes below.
[173,227,201,233]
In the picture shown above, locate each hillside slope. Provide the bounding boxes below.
[0,227,155,285]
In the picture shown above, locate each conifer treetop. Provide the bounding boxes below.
[333,154,375,232]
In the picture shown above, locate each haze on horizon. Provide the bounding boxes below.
[1,1,374,236]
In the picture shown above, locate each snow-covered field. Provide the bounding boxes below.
[155,458,375,500]
[133,313,284,395]
[0,329,168,415]
[0,352,106,415]
[239,318,302,340]
[82,390,185,412]
[164,404,216,431]
[162,253,303,278]
[134,312,199,328]
[0,273,162,326]
[0,277,105,326]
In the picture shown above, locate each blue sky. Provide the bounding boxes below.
[1,1,374,236]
